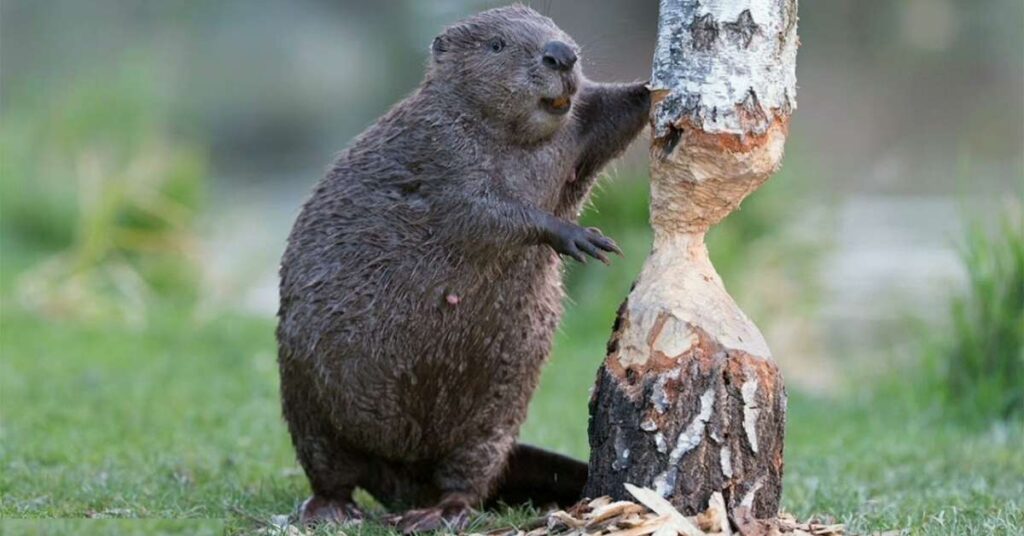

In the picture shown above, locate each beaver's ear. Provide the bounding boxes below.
[431,35,449,62]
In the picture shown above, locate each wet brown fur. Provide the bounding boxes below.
[277,4,650,529]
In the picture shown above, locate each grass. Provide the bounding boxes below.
[783,394,1023,534]
[0,519,224,536]
[2,304,1022,535]
[2,102,1020,532]
[0,308,294,530]
[3,186,1023,536]
[924,211,1024,422]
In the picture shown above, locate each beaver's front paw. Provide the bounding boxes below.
[545,221,621,264]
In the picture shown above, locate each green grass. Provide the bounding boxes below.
[0,519,223,536]
[0,309,296,532]
[784,395,1023,534]
[2,162,1020,535]
[3,306,1022,535]
[923,210,1024,422]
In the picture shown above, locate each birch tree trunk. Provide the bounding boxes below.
[585,0,798,519]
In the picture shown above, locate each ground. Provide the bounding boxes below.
[2,172,1022,535]
[2,298,1022,535]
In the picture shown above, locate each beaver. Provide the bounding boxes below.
[277,5,650,532]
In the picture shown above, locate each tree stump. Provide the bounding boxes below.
[585,0,798,519]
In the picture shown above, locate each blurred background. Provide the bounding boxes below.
[2,1,1022,534]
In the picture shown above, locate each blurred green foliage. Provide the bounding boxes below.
[926,208,1024,422]
[1,66,207,323]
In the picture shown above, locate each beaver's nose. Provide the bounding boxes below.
[541,41,577,72]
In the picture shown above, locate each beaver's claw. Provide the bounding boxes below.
[547,222,621,264]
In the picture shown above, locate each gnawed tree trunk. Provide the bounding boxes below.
[585,0,798,519]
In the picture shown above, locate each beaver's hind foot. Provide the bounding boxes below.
[395,493,473,534]
[298,495,364,526]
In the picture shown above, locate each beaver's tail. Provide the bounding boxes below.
[488,443,589,509]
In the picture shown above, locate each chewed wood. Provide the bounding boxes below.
[586,0,798,521]
[586,321,786,517]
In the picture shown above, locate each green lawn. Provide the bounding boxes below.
[2,177,1021,535]
[2,296,1022,535]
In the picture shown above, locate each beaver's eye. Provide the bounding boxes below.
[488,37,506,53]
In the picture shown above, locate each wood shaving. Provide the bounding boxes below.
[259,485,852,536]
[469,485,848,536]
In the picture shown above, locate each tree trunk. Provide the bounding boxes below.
[585,0,798,519]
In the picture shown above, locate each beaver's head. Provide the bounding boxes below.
[428,5,582,144]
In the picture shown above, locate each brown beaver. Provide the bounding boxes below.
[276,5,650,532]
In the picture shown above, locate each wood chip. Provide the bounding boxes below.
[619,513,647,527]
[624,484,705,536]
[471,485,850,536]
[695,492,730,535]
[604,514,672,536]
[651,522,679,536]
[549,510,587,529]
[587,502,648,527]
